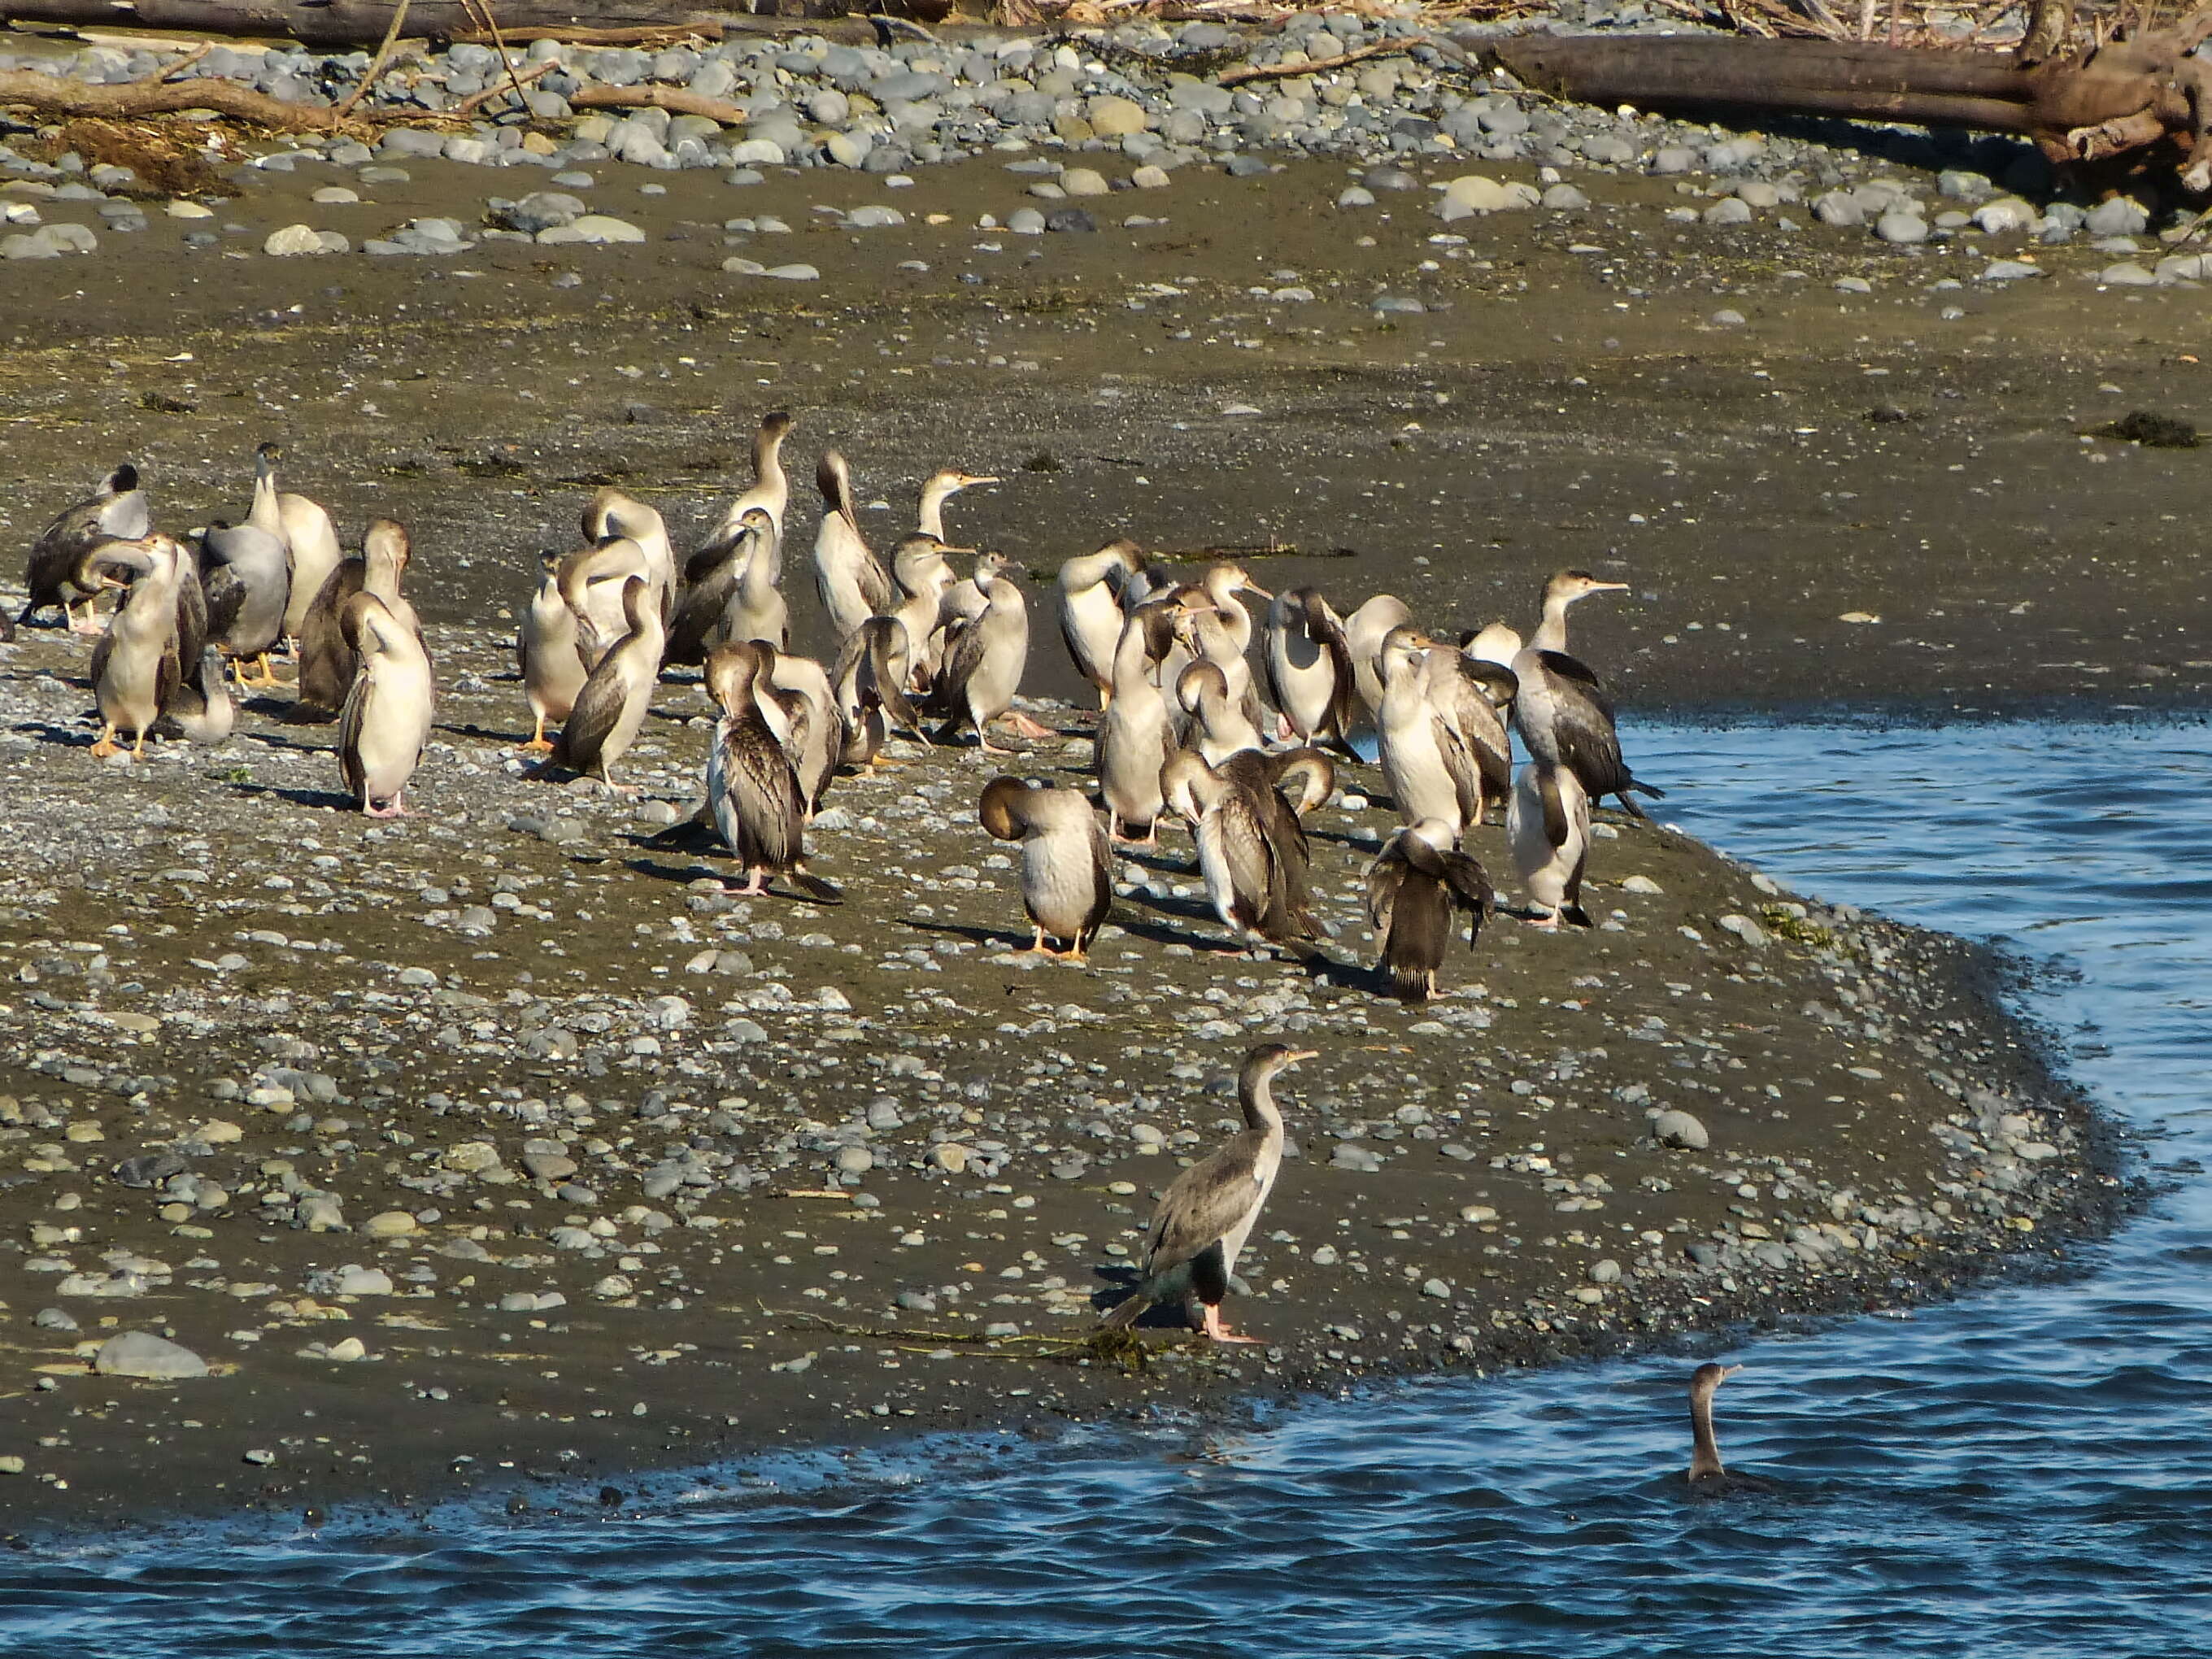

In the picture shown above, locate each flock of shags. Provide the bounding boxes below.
[15,411,1759,1481]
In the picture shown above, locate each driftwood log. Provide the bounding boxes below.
[1483,11,2212,189]
[0,0,954,41]
[0,0,736,45]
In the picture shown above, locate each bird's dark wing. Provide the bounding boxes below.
[298,560,364,713]
[1365,841,1408,935]
[1539,766,1569,849]
[172,562,207,669]
[1534,648,1613,717]
[860,550,895,617]
[555,657,628,774]
[929,612,989,718]
[1143,1131,1268,1277]
[664,562,738,667]
[201,560,247,649]
[1081,812,1114,947]
[337,671,369,803]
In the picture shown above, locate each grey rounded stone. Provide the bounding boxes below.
[2084,196,2149,237]
[94,1330,209,1380]
[1652,1108,1709,1150]
[1875,210,1930,245]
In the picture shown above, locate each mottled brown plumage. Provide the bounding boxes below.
[1101,1044,1314,1343]
[1365,819,1494,1003]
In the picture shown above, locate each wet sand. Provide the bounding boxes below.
[0,142,2158,1531]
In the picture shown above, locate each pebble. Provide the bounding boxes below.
[262,224,329,257]
[538,214,645,246]
[1652,1109,1710,1151]
[362,1210,418,1239]
[92,1330,209,1380]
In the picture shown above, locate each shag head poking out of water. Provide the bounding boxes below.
[1687,1361,1775,1493]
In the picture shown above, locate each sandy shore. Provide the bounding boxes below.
[0,133,2155,1531]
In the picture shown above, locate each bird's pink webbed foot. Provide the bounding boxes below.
[1200,1304,1265,1345]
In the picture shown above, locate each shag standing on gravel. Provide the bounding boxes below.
[1103,1043,1314,1344]
[1509,570,1664,818]
[19,460,148,635]
[978,773,1113,960]
[1365,818,1494,1002]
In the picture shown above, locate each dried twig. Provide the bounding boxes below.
[1216,36,1427,85]
[131,41,210,84]
[566,82,749,124]
[337,0,411,120]
[451,57,551,117]
[458,0,533,117]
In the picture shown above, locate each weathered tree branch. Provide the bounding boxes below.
[1215,37,1428,87]
[0,63,355,131]
[0,0,725,48]
[565,81,750,124]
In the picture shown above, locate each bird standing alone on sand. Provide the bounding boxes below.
[1103,1043,1314,1344]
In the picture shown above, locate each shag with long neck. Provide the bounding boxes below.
[812,450,895,649]
[167,645,235,746]
[583,487,675,623]
[297,518,419,715]
[1095,603,1175,844]
[1160,749,1326,952]
[20,462,149,633]
[888,533,960,687]
[1376,628,1483,839]
[668,506,782,666]
[538,573,663,789]
[703,408,795,546]
[519,551,586,753]
[916,466,997,542]
[1177,659,1264,766]
[761,644,844,817]
[1056,538,1144,709]
[830,614,921,769]
[87,535,184,760]
[1261,587,1358,748]
[930,551,1052,751]
[1101,1043,1315,1343]
[1365,818,1494,1003]
[1507,758,1593,929]
[1511,570,1664,816]
[978,775,1113,960]
[1684,1361,1776,1492]
[557,534,651,671]
[703,641,841,901]
[337,590,434,817]
[198,506,291,690]
[273,456,344,646]
[1343,591,1413,734]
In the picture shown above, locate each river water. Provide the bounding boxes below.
[10,718,2209,1657]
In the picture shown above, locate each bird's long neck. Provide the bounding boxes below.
[753,427,787,496]
[1531,592,1572,655]
[1689,1391,1725,1479]
[1067,547,1126,594]
[1112,613,1155,690]
[1239,1069,1286,1138]
[248,458,284,539]
[917,480,956,541]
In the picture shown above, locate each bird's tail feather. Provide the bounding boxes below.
[1100,1291,1150,1330]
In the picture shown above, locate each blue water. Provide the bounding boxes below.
[12,719,2212,1658]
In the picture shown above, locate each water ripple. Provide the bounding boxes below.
[11,718,2212,1659]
